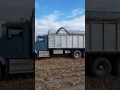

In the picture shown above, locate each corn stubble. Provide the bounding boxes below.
[35,57,85,90]
[0,74,34,90]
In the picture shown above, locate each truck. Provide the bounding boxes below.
[35,27,85,59]
[86,11,120,77]
[0,9,35,79]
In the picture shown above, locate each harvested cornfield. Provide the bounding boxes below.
[86,76,120,90]
[35,57,85,90]
[0,74,34,90]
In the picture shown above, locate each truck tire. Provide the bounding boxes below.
[73,50,81,59]
[92,58,111,77]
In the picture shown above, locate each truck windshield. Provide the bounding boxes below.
[7,27,23,39]
[38,37,44,42]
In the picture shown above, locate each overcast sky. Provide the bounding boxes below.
[35,0,85,35]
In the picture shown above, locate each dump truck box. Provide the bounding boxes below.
[86,11,120,52]
[86,11,120,77]
[48,34,85,49]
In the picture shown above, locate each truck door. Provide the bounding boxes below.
[4,26,24,58]
[35,36,48,51]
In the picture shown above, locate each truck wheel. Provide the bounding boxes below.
[92,58,111,77]
[73,50,81,59]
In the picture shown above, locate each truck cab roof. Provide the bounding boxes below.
[1,21,31,27]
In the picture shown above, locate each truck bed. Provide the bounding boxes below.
[48,34,85,49]
[86,11,120,52]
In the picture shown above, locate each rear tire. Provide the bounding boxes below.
[73,50,81,59]
[92,58,111,77]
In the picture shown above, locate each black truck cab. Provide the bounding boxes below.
[0,21,35,78]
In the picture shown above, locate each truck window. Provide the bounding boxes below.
[7,27,23,39]
[38,37,44,42]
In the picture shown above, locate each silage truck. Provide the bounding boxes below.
[35,27,85,59]
[0,9,35,78]
[86,11,120,77]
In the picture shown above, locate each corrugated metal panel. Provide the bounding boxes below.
[86,21,120,52]
[55,35,61,48]
[73,36,78,48]
[104,23,116,51]
[49,35,55,48]
[79,36,84,48]
[91,23,103,51]
[61,36,67,48]
[86,11,120,52]
[48,34,85,49]
[67,36,72,48]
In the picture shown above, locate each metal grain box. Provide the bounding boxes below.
[48,34,85,49]
[86,12,120,52]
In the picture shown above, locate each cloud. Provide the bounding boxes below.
[35,10,85,35]
[35,2,40,9]
[36,2,48,10]
[67,9,85,18]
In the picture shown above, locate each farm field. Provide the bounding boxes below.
[35,57,85,90]
[86,76,120,90]
[0,74,34,90]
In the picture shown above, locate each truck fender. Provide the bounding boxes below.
[0,57,6,65]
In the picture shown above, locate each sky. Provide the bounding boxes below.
[35,0,85,35]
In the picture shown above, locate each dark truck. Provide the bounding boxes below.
[86,11,120,77]
[0,10,35,78]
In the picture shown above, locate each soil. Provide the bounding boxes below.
[35,57,85,90]
[0,74,34,90]
[86,76,120,90]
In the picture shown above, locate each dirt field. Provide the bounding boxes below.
[35,57,85,90]
[0,74,34,90]
[86,76,120,90]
